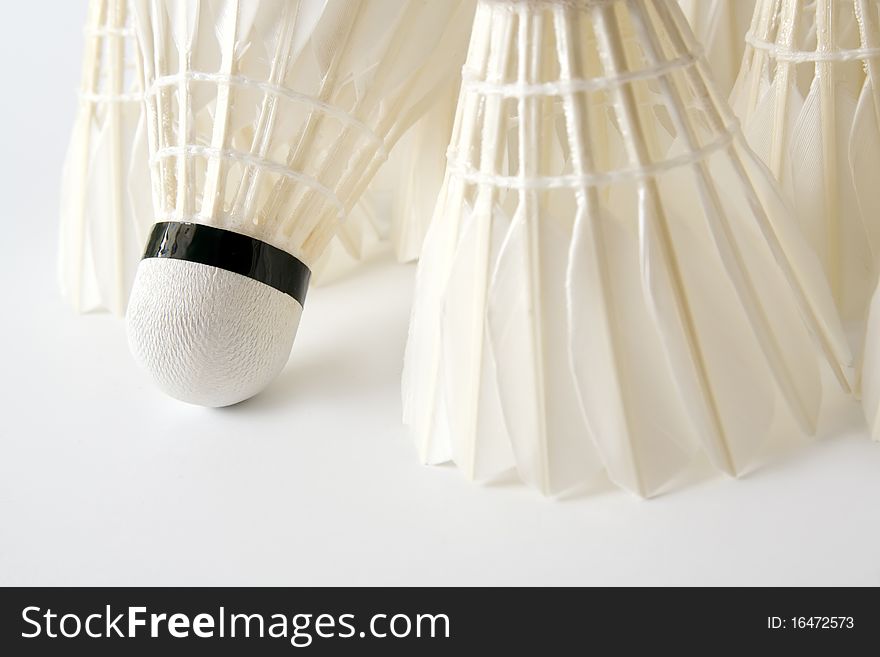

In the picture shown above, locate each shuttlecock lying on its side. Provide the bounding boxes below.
[403,0,852,497]
[59,0,151,316]
[678,0,756,97]
[731,0,880,326]
[126,0,471,407]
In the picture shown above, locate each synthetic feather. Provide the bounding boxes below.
[731,0,880,327]
[861,284,880,440]
[389,79,461,263]
[129,0,473,265]
[61,0,473,313]
[678,0,756,96]
[58,0,152,315]
[854,0,880,438]
[402,0,851,497]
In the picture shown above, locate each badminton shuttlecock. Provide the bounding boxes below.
[57,1,376,320]
[126,0,470,407]
[403,0,852,497]
[59,0,151,315]
[731,0,880,324]
[678,0,756,96]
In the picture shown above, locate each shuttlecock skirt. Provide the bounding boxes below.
[403,0,851,497]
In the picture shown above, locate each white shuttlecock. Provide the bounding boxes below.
[678,0,756,96]
[731,0,880,324]
[59,0,152,316]
[403,0,852,497]
[126,0,470,407]
[57,0,373,320]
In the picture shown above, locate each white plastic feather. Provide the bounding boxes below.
[126,0,471,406]
[402,0,852,497]
[388,79,462,263]
[329,3,475,266]
[852,0,880,440]
[678,0,756,96]
[59,0,467,318]
[861,283,880,439]
[731,0,880,327]
[58,0,151,316]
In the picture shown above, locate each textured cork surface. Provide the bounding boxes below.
[127,258,302,407]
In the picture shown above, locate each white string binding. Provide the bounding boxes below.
[151,145,346,220]
[145,71,388,159]
[462,52,699,97]
[447,124,739,189]
[745,33,880,63]
[481,0,621,9]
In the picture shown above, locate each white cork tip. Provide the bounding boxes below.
[126,258,303,407]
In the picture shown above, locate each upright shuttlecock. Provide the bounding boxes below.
[403,0,852,497]
[678,0,756,96]
[59,0,151,315]
[126,0,470,407]
[731,0,880,324]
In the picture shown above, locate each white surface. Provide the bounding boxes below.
[1,2,879,587]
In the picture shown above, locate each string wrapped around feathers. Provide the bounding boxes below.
[731,0,880,326]
[403,0,851,497]
[58,0,151,316]
[58,0,427,320]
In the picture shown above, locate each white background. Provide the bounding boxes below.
[1,2,879,586]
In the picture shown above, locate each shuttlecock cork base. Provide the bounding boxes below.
[127,222,310,407]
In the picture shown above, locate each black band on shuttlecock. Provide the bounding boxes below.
[142,222,311,305]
